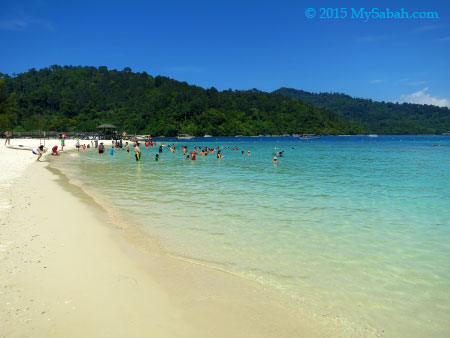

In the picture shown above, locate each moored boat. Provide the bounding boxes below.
[299,134,321,140]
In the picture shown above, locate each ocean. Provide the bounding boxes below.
[51,135,450,337]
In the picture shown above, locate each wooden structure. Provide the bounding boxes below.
[97,124,118,140]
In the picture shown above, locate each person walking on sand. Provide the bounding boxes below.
[4,131,11,145]
[60,133,65,151]
[32,145,45,162]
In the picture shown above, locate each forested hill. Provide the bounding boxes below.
[272,88,450,134]
[0,66,364,136]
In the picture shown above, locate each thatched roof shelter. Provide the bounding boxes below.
[96,124,117,129]
[97,124,118,139]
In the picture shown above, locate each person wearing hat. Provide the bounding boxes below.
[272,156,279,164]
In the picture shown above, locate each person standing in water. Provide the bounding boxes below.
[125,142,130,153]
[134,142,141,162]
[98,142,105,154]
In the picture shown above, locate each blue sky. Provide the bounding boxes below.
[1,0,449,106]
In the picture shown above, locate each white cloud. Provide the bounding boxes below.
[415,25,440,32]
[400,88,449,107]
[407,80,429,86]
[0,17,55,31]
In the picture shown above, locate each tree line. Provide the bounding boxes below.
[0,65,363,136]
[273,88,450,134]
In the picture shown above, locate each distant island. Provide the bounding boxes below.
[273,88,450,135]
[1,66,448,136]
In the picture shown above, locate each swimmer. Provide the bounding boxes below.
[126,142,130,153]
[217,150,223,159]
[272,156,279,164]
[155,154,160,161]
[247,150,251,155]
[110,147,114,156]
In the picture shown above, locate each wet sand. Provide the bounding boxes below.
[0,139,363,338]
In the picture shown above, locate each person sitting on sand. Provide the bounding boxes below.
[32,145,45,162]
[272,156,279,164]
[51,145,59,156]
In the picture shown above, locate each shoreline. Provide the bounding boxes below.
[1,140,372,337]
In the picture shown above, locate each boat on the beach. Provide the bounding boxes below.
[299,134,321,140]
[177,134,194,140]
[7,144,47,151]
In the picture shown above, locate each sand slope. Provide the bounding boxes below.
[0,140,357,338]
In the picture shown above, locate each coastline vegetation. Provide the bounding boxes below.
[273,87,450,134]
[1,66,363,136]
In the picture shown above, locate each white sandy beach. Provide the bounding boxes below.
[0,138,360,338]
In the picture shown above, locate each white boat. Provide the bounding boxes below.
[367,134,378,138]
[203,135,213,138]
[177,134,194,140]
[7,144,39,151]
[299,134,321,140]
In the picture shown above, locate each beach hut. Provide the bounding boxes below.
[97,124,118,140]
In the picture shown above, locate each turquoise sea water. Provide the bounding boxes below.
[52,136,450,337]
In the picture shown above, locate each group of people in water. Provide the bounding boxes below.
[27,135,283,164]
[94,138,281,163]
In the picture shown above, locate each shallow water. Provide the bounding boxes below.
[52,136,450,337]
